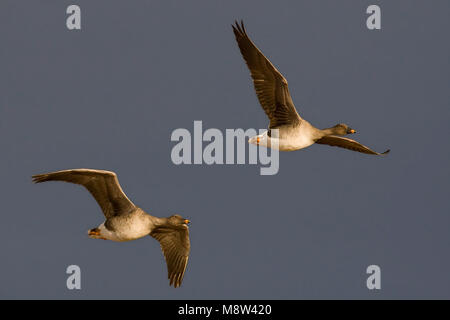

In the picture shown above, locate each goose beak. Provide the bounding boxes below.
[349,129,356,134]
[248,136,260,145]
[184,219,191,225]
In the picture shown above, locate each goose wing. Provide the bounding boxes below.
[315,136,390,155]
[232,20,302,129]
[150,226,190,288]
[32,169,136,218]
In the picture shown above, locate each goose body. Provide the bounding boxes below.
[32,169,190,288]
[250,120,319,152]
[93,208,155,242]
[232,21,389,155]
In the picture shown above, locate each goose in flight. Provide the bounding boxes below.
[232,21,389,155]
[32,169,190,288]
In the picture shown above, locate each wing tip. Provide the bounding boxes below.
[31,174,48,183]
[232,19,247,36]
[380,149,390,155]
[169,272,183,288]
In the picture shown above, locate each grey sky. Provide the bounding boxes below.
[1,0,450,299]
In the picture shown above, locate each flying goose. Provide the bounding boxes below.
[32,169,190,288]
[232,21,389,155]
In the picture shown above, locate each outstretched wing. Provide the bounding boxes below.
[150,226,190,288]
[232,20,302,129]
[315,136,390,155]
[32,169,136,218]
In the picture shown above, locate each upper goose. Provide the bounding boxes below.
[232,21,389,155]
[32,169,190,288]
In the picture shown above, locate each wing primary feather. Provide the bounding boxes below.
[232,20,302,128]
[315,135,390,156]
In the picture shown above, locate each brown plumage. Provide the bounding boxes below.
[232,21,301,129]
[315,135,390,155]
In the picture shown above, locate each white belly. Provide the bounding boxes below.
[98,219,151,242]
[272,134,315,151]
[278,136,314,151]
[250,125,316,152]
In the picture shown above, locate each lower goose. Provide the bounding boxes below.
[32,168,190,288]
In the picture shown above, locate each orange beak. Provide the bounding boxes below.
[184,219,190,224]
[349,129,356,134]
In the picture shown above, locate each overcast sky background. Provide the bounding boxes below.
[1,0,450,299]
